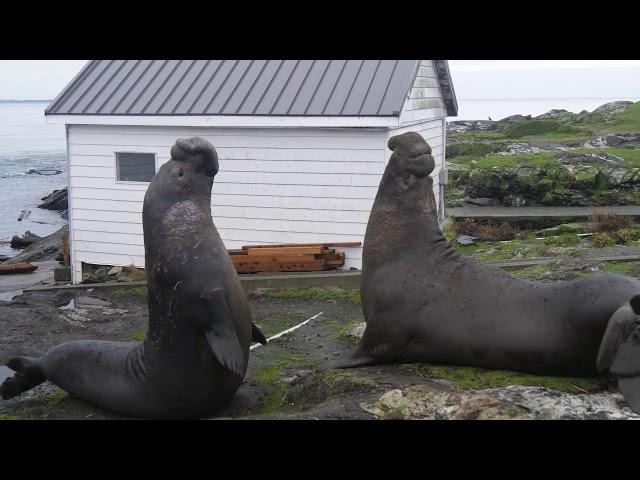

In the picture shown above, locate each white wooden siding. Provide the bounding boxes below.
[68,119,446,283]
[398,60,447,126]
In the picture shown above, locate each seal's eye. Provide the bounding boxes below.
[178,168,184,177]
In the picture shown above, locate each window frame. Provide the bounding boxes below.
[114,151,158,184]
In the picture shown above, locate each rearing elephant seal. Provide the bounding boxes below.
[333,131,640,413]
[0,137,266,418]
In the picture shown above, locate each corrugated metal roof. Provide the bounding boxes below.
[46,60,424,117]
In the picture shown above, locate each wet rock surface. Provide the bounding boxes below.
[5,225,68,264]
[38,188,68,212]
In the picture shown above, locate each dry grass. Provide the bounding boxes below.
[123,264,146,281]
[587,209,633,233]
[454,218,523,242]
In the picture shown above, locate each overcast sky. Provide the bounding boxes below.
[0,60,638,101]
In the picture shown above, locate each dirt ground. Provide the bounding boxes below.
[0,283,634,420]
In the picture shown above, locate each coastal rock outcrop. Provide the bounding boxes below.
[5,226,68,264]
[10,231,41,249]
[38,188,68,212]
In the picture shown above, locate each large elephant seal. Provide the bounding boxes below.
[0,137,266,418]
[333,131,640,413]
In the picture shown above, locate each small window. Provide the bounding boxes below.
[116,152,156,182]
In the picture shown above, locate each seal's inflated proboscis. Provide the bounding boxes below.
[0,137,266,418]
[332,131,640,413]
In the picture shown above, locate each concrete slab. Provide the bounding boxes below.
[0,260,59,301]
[447,206,640,220]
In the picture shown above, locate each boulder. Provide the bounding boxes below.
[10,231,41,249]
[592,101,633,119]
[38,188,68,211]
[502,194,527,207]
[6,225,68,264]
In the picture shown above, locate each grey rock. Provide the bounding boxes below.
[38,188,68,211]
[502,194,527,207]
[456,234,477,245]
[6,225,68,264]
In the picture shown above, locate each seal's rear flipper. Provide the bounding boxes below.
[0,356,46,400]
[596,303,638,371]
[325,346,377,369]
[251,323,267,345]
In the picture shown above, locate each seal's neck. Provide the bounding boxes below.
[363,169,453,271]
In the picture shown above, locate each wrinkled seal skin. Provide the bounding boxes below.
[1,137,263,419]
[334,132,640,411]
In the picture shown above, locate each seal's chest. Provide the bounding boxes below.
[161,200,215,243]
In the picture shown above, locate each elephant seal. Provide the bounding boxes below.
[0,137,266,418]
[333,131,640,413]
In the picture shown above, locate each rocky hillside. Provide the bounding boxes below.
[446,101,640,207]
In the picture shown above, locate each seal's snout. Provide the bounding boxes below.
[388,132,435,177]
[170,137,219,178]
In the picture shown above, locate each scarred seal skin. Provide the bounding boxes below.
[1,137,266,419]
[332,131,640,414]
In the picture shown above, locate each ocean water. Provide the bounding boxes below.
[451,97,640,121]
[0,102,67,257]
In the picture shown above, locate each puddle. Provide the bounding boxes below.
[58,299,75,310]
[0,290,23,302]
[0,365,13,383]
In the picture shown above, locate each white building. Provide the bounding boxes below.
[45,60,458,283]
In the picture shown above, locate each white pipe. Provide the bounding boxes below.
[250,311,324,351]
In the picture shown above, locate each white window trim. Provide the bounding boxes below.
[114,151,158,184]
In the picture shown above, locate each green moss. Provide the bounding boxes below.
[0,414,21,420]
[600,261,639,276]
[609,101,640,132]
[402,363,608,393]
[112,285,148,297]
[474,239,542,261]
[511,264,554,280]
[44,388,68,404]
[544,233,580,247]
[572,147,640,166]
[325,317,365,344]
[503,119,563,138]
[473,155,518,169]
[448,142,498,158]
[267,288,360,304]
[129,330,147,341]
[252,353,310,415]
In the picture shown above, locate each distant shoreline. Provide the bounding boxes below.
[0,100,51,104]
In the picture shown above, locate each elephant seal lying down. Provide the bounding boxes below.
[333,131,640,413]
[1,137,266,418]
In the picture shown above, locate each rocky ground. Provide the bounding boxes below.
[446,101,640,207]
[2,242,639,420]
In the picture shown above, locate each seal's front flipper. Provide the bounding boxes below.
[201,290,246,377]
[0,356,46,400]
[596,303,638,372]
[251,323,267,345]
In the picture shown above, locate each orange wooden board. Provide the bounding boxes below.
[246,246,323,256]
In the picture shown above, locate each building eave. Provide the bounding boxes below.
[44,114,401,128]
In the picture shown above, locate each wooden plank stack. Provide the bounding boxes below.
[0,262,38,275]
[228,242,361,274]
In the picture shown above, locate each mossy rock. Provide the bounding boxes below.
[447,142,498,158]
[536,223,585,237]
[400,363,610,394]
[503,120,563,138]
